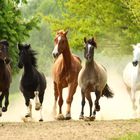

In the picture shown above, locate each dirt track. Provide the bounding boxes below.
[0,119,140,140]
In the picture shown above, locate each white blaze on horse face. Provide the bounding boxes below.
[52,36,61,55]
[87,44,92,54]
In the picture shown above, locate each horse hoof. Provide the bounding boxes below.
[84,116,95,121]
[25,114,31,118]
[35,103,41,111]
[39,119,43,122]
[2,107,7,112]
[90,115,95,121]
[56,114,65,120]
[79,115,84,120]
[65,113,71,120]
[96,105,100,111]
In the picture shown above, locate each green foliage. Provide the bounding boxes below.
[0,0,39,74]
[47,0,140,54]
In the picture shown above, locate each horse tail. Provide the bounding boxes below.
[102,84,114,98]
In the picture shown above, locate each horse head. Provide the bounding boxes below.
[52,30,68,58]
[84,37,97,62]
[132,43,140,67]
[17,43,31,69]
[0,40,10,66]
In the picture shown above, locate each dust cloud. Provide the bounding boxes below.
[0,57,138,122]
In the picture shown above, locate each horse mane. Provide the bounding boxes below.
[28,49,37,68]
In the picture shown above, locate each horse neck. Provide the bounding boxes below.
[137,63,140,73]
[23,61,33,74]
[85,59,94,68]
[62,41,72,70]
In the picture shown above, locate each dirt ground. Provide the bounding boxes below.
[1,64,140,140]
[0,119,140,140]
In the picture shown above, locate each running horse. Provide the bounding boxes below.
[0,40,11,117]
[18,43,46,121]
[78,37,113,121]
[52,30,82,120]
[123,43,140,115]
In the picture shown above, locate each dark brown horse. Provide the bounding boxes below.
[52,30,82,120]
[0,40,11,117]
[78,37,113,121]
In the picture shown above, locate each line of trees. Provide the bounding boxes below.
[1,0,140,74]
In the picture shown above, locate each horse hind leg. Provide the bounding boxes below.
[34,91,41,111]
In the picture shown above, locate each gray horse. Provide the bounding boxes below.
[78,37,113,121]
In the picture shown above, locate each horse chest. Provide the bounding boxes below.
[21,75,39,91]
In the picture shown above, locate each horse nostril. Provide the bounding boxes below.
[132,61,138,66]
[52,52,59,58]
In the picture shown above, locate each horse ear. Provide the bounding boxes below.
[25,44,31,49]
[4,57,10,64]
[64,30,68,36]
[0,40,9,47]
[18,43,22,50]
[27,44,31,49]
[131,44,136,49]
[92,37,97,48]
[84,37,87,44]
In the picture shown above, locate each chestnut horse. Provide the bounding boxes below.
[0,40,11,117]
[52,30,82,120]
[78,37,113,121]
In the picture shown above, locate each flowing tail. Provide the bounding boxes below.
[102,84,114,98]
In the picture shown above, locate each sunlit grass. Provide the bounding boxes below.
[112,133,140,140]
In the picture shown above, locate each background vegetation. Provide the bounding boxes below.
[1,0,139,92]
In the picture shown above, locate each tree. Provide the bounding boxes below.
[47,0,140,54]
[0,0,39,74]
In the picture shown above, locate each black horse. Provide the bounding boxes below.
[0,40,11,117]
[18,43,46,121]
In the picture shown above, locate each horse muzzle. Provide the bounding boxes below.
[132,61,138,67]
[52,52,59,59]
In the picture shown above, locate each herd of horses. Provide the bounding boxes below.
[0,30,140,121]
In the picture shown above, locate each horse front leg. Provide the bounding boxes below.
[84,91,95,121]
[79,89,86,120]
[24,95,32,118]
[38,92,45,122]
[65,83,77,120]
[53,82,58,117]
[131,88,137,111]
[0,93,4,117]
[2,90,9,112]
[93,90,101,118]
[56,84,64,120]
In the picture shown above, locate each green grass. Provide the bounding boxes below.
[112,133,140,140]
